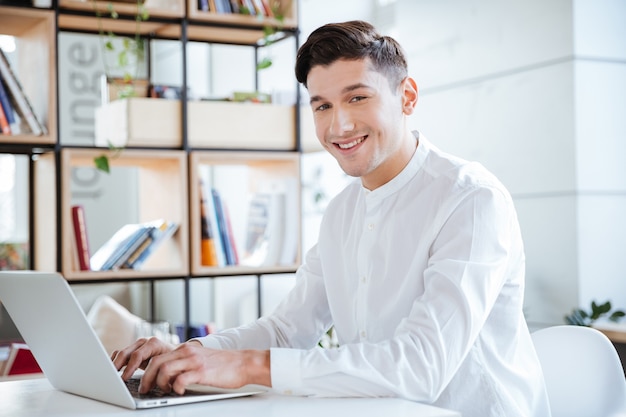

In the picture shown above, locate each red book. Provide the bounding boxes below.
[3,343,42,376]
[71,205,91,271]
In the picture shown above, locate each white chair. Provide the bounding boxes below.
[531,325,626,417]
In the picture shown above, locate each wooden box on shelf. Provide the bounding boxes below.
[59,148,189,280]
[95,98,182,148]
[188,101,295,150]
[189,150,301,276]
[0,6,56,145]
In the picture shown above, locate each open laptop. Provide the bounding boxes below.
[0,271,264,409]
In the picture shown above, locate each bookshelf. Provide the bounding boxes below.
[0,0,301,330]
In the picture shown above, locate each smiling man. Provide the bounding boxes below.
[112,20,551,417]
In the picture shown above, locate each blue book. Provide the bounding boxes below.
[125,220,179,269]
[0,77,19,134]
[90,223,153,271]
[211,189,236,265]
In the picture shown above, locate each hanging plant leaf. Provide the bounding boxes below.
[257,57,272,71]
[94,155,110,174]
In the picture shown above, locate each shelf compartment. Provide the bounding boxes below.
[0,6,56,145]
[188,101,295,150]
[189,150,301,276]
[95,98,182,148]
[60,148,189,281]
[187,0,297,29]
[58,0,185,19]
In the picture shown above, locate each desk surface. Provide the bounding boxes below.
[0,377,461,417]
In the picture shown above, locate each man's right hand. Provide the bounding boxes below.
[111,336,177,381]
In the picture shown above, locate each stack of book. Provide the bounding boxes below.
[0,49,47,137]
[71,205,179,272]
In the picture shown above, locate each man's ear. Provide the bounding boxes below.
[401,77,418,115]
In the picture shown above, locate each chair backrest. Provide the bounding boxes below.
[531,325,626,417]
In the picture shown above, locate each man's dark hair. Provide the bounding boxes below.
[295,20,408,89]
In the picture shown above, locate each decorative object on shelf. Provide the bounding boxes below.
[565,300,626,327]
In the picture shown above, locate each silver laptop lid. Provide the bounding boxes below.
[0,271,137,408]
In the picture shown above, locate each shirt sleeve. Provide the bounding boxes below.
[195,243,333,352]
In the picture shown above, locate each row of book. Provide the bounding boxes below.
[0,49,47,136]
[198,0,277,17]
[199,178,298,268]
[71,205,179,272]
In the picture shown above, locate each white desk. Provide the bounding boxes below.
[0,377,461,417]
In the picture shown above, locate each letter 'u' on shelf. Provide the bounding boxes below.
[59,148,189,281]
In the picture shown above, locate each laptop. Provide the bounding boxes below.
[0,271,264,409]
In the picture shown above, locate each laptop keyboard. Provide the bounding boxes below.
[125,377,182,399]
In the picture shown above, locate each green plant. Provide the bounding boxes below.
[95,0,149,90]
[565,300,625,326]
[93,0,149,173]
[237,3,285,71]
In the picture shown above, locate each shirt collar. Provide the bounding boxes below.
[362,131,428,203]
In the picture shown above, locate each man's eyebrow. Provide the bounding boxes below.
[309,83,372,105]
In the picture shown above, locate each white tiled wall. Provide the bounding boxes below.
[396,0,626,326]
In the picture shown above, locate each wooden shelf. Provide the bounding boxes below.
[0,6,56,145]
[187,0,298,30]
[58,0,185,19]
[189,151,301,276]
[60,148,189,281]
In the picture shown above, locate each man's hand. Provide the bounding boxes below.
[111,336,176,381]
[111,338,271,395]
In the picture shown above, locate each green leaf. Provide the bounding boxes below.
[610,311,626,322]
[591,300,611,320]
[139,6,149,21]
[94,155,110,174]
[256,57,272,71]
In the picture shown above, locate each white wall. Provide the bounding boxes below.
[392,0,626,327]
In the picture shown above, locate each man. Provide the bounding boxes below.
[112,20,551,417]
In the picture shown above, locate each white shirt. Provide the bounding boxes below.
[197,133,551,417]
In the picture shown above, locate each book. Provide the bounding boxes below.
[0,78,19,134]
[222,202,239,265]
[71,205,91,271]
[199,180,219,266]
[278,178,299,265]
[1,343,42,376]
[0,49,45,136]
[212,188,237,265]
[123,219,179,269]
[90,223,153,271]
[0,96,10,134]
[198,0,209,12]
[241,191,285,266]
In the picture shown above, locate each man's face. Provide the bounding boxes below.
[306,58,417,190]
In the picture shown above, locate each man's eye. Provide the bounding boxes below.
[315,104,330,111]
[350,96,367,103]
